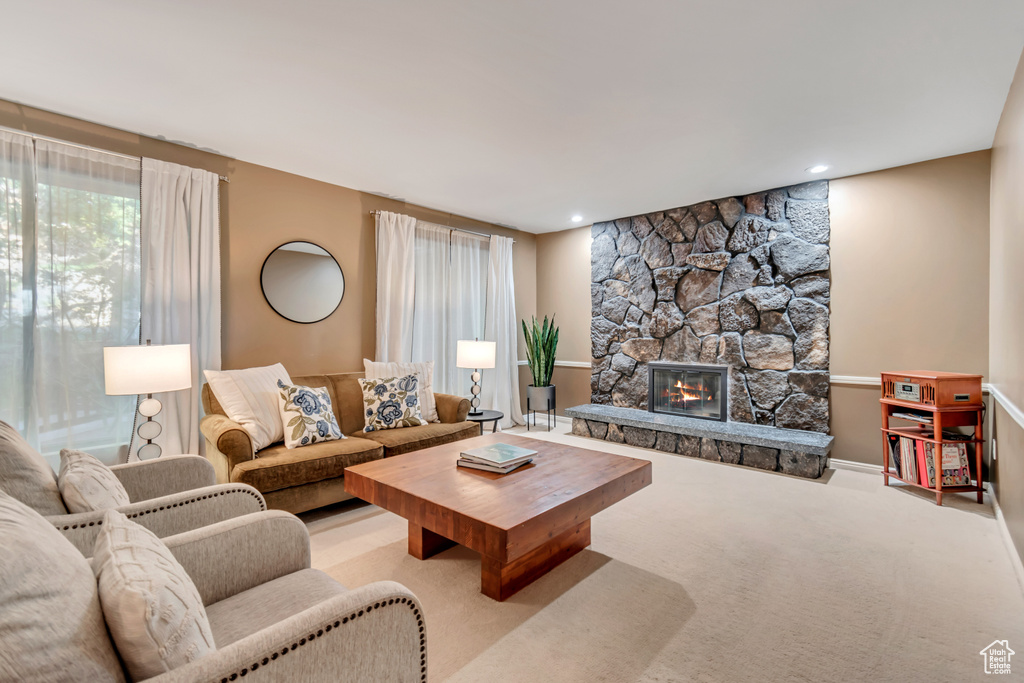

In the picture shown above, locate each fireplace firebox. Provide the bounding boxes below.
[648,362,728,422]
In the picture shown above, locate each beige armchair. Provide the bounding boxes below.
[149,512,426,682]
[0,420,266,554]
[0,494,426,682]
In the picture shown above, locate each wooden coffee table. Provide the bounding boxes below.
[344,433,652,600]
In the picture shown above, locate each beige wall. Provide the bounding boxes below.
[828,151,991,464]
[830,151,991,377]
[989,46,1024,565]
[0,100,536,382]
[529,226,592,415]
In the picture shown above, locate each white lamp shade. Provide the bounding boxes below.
[456,340,496,369]
[103,344,192,395]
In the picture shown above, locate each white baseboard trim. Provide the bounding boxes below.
[828,457,880,475]
[990,484,1024,596]
[829,374,994,394]
[517,360,590,368]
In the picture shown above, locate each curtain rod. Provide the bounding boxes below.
[368,209,514,243]
[0,124,230,183]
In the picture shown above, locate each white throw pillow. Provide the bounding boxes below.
[204,363,292,452]
[58,449,131,513]
[277,379,345,448]
[92,509,215,681]
[363,359,439,422]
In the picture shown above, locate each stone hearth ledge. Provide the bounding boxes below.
[566,404,832,454]
[565,404,833,479]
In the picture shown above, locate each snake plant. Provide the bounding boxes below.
[522,315,559,387]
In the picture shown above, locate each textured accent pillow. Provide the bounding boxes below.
[0,491,126,683]
[363,359,439,422]
[58,449,131,513]
[92,509,215,681]
[277,380,345,449]
[359,375,428,432]
[0,419,67,516]
[204,363,292,452]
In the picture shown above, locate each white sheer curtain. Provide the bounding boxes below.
[374,211,417,363]
[482,235,524,428]
[0,132,141,467]
[140,158,221,459]
[411,222,451,382]
[448,231,488,397]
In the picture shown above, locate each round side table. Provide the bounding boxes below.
[466,410,504,435]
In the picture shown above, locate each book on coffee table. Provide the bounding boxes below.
[457,458,533,474]
[460,442,537,467]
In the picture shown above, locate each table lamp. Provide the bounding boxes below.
[456,339,496,416]
[103,340,192,460]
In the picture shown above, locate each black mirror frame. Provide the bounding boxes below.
[259,240,345,324]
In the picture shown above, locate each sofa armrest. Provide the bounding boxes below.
[50,483,266,555]
[435,392,470,423]
[200,414,255,482]
[147,581,425,683]
[162,510,310,605]
[110,454,216,501]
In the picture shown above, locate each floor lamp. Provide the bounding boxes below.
[456,339,496,416]
[103,340,192,460]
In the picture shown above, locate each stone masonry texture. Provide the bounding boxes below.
[590,181,831,432]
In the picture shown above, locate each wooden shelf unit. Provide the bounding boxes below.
[879,371,984,506]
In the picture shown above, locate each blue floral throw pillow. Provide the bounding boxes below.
[358,374,427,432]
[277,380,344,449]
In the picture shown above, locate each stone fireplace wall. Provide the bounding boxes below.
[590,182,831,432]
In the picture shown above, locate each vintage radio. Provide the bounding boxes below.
[880,371,983,408]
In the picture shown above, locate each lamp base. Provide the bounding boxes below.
[136,395,163,460]
[468,369,482,415]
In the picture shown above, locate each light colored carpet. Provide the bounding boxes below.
[302,423,1024,682]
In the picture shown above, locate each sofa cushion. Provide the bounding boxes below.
[289,374,344,428]
[93,510,215,681]
[206,568,347,647]
[329,372,368,435]
[355,421,480,457]
[203,363,292,452]
[0,491,125,682]
[0,419,66,516]
[58,449,131,513]
[231,437,383,493]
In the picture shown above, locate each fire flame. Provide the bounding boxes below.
[673,380,706,402]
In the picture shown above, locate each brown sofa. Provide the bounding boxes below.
[200,371,476,513]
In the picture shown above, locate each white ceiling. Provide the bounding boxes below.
[2,1,1023,233]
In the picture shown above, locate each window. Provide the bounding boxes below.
[0,131,141,467]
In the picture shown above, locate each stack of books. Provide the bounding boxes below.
[457,442,537,474]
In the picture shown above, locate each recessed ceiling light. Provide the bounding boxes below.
[806,165,829,174]
[571,215,583,223]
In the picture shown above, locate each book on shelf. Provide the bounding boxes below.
[900,436,917,483]
[887,434,902,478]
[457,458,532,474]
[930,442,971,486]
[460,442,537,467]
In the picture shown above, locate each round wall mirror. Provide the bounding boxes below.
[260,241,345,324]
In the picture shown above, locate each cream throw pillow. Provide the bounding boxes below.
[363,359,439,422]
[0,491,126,682]
[204,363,292,452]
[58,449,131,513]
[92,509,215,681]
